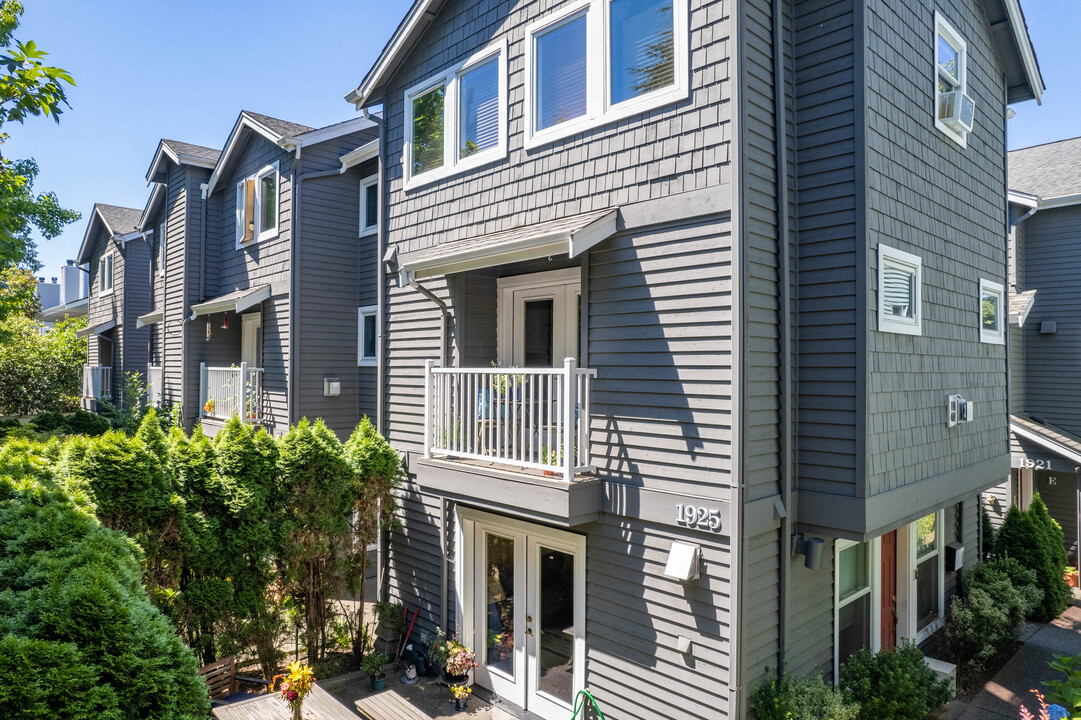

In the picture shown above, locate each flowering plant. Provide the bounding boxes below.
[202,398,215,415]
[272,661,316,711]
[444,639,479,676]
[1019,690,1069,720]
[450,684,472,700]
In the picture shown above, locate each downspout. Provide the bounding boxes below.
[199,184,208,302]
[730,0,745,709]
[364,107,388,436]
[773,0,793,678]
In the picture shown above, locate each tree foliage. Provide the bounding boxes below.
[0,441,209,720]
[995,500,1070,622]
[0,313,86,414]
[0,1,79,273]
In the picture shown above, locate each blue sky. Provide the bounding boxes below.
[8,0,1078,280]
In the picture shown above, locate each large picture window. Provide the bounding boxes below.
[404,41,507,188]
[524,0,688,148]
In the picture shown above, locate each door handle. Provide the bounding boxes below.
[526,616,533,623]
[525,628,533,636]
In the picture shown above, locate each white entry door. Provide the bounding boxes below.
[460,509,585,720]
[498,268,581,368]
[241,312,262,367]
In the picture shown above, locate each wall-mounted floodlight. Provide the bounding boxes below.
[792,533,825,571]
[664,541,701,582]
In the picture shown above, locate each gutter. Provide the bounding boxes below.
[199,184,208,301]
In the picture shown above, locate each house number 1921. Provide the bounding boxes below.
[676,504,723,532]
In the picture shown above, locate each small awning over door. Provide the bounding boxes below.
[76,318,116,339]
[1010,290,1036,326]
[1011,414,1081,466]
[396,208,617,281]
[189,284,271,317]
[137,309,163,328]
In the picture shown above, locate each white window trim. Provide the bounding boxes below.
[933,12,968,148]
[403,39,508,191]
[878,243,923,336]
[897,510,946,644]
[524,0,690,151]
[158,224,165,278]
[979,277,1005,344]
[358,304,377,366]
[98,251,114,296]
[359,174,378,237]
[834,538,881,680]
[255,161,280,243]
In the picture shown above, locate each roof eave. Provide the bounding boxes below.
[1002,0,1045,105]
[206,113,286,197]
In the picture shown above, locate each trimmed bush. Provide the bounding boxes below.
[840,641,952,720]
[946,580,1024,682]
[981,504,996,560]
[965,556,1042,620]
[751,666,859,720]
[996,504,1069,621]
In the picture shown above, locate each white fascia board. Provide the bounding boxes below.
[206,114,285,197]
[1004,0,1045,105]
[145,141,178,183]
[340,139,380,173]
[1007,190,1039,208]
[296,116,378,147]
[76,208,106,264]
[346,0,440,108]
[1011,421,1081,466]
[1038,193,1081,210]
[138,183,166,231]
[136,309,163,329]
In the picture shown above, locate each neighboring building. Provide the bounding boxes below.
[35,276,59,314]
[37,260,90,326]
[991,137,1081,565]
[135,113,381,437]
[346,0,1042,717]
[74,203,152,409]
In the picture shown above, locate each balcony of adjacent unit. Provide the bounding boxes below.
[81,364,112,410]
[76,319,117,410]
[392,210,617,527]
[189,286,270,432]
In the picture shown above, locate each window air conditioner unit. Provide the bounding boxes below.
[940,91,975,133]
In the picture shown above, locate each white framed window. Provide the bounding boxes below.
[359,175,378,236]
[158,223,165,277]
[235,161,280,247]
[403,40,508,189]
[878,244,922,335]
[904,511,944,643]
[358,305,377,366]
[834,538,881,679]
[98,252,114,296]
[934,12,970,147]
[524,0,689,149]
[979,278,1005,344]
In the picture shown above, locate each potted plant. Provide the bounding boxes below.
[442,638,479,685]
[451,683,472,712]
[202,398,215,415]
[427,628,448,677]
[271,660,316,720]
[363,650,389,692]
[1064,566,1078,588]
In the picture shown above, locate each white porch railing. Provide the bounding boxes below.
[424,358,597,482]
[146,364,162,406]
[199,362,263,423]
[82,365,112,404]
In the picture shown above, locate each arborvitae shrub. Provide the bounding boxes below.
[996,504,1068,621]
[981,503,996,559]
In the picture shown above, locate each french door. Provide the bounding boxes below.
[460,509,585,720]
[497,268,581,368]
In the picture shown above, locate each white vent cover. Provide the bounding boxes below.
[664,541,701,582]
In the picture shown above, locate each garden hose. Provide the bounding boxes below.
[569,690,605,720]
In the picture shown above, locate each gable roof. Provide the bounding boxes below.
[1011,414,1081,467]
[1009,136,1081,204]
[76,203,143,263]
[206,110,376,197]
[138,183,166,232]
[346,0,1043,109]
[145,138,221,183]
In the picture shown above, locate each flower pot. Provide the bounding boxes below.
[442,671,469,686]
[291,703,303,720]
[1067,571,1079,588]
[455,696,469,711]
[370,673,387,692]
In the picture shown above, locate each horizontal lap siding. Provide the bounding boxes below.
[295,133,379,438]
[794,0,859,497]
[586,517,732,720]
[163,164,191,420]
[864,0,1008,497]
[387,486,450,642]
[588,218,734,495]
[1021,206,1081,433]
[122,238,153,382]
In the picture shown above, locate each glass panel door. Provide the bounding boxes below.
[475,528,525,707]
[484,533,516,677]
[535,547,574,704]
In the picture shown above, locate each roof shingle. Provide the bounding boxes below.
[1009,137,1081,200]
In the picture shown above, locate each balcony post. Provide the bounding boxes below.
[240,362,248,422]
[424,359,434,459]
[563,357,576,483]
[199,362,207,418]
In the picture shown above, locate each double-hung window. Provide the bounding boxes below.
[404,41,507,188]
[98,252,114,296]
[235,161,280,247]
[524,0,689,148]
[358,305,377,366]
[878,244,923,335]
[360,175,378,236]
[979,278,1005,344]
[934,13,971,146]
[835,539,879,678]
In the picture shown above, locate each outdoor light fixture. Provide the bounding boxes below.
[205,319,211,341]
[221,314,229,330]
[792,533,824,571]
[664,541,701,582]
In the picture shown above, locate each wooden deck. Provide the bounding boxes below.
[354,689,434,720]
[212,685,358,720]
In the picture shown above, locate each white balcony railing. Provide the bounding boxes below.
[199,363,263,423]
[146,364,162,406]
[424,358,596,481]
[82,364,112,404]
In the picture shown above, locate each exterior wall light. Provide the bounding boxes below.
[792,533,824,570]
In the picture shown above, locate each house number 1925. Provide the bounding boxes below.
[676,504,722,532]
